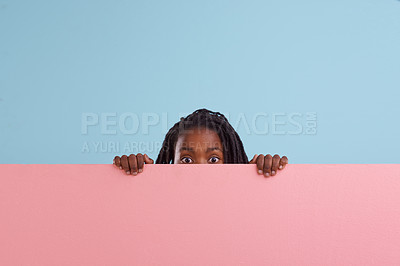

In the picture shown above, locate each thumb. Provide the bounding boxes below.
[144,154,154,164]
[249,154,258,164]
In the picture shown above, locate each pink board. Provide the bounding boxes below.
[1,164,400,265]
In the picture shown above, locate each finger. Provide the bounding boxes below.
[256,154,264,174]
[114,156,121,168]
[144,154,154,164]
[137,153,144,173]
[121,155,130,174]
[249,154,258,164]
[279,156,289,170]
[263,154,272,177]
[128,154,138,175]
[271,154,280,176]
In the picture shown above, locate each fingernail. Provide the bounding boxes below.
[258,170,262,174]
[126,171,130,175]
[265,173,270,177]
[279,165,283,169]
[133,172,137,175]
[272,171,276,175]
[138,169,143,173]
[120,166,122,169]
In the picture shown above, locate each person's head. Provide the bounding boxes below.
[156,108,248,164]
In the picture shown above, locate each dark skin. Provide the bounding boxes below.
[113,126,288,177]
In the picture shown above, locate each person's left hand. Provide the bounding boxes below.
[249,154,288,177]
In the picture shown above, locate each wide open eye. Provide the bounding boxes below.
[208,156,220,163]
[180,157,193,164]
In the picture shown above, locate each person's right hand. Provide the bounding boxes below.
[113,153,154,175]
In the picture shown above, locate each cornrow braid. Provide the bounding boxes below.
[155,108,249,164]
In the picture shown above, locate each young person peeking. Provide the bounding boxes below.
[113,108,288,177]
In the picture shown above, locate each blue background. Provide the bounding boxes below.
[1,0,399,163]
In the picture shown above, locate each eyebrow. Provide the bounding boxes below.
[180,147,193,151]
[206,147,222,152]
[179,147,222,152]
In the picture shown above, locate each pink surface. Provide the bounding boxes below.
[1,164,400,266]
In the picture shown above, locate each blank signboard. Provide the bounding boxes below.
[1,164,400,265]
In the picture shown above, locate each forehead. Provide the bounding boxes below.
[176,127,222,147]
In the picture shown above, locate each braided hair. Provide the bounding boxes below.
[155,108,249,164]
